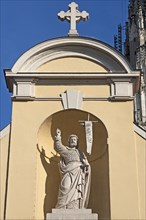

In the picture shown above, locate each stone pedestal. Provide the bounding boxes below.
[46,209,98,220]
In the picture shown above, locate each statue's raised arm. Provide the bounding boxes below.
[54,129,67,155]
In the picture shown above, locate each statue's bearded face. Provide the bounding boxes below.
[69,136,78,148]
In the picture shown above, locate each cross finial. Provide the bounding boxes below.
[58,2,89,37]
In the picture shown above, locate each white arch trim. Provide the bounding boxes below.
[0,124,10,139]
[12,37,132,73]
[25,51,109,72]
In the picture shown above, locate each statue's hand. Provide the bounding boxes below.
[55,128,61,140]
[85,165,89,174]
[82,158,89,173]
[56,128,61,137]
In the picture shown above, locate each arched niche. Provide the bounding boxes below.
[37,109,110,220]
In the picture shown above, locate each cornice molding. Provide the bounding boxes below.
[5,71,140,78]
[5,70,140,99]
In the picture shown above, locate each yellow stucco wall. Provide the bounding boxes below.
[0,132,10,220]
[5,97,144,220]
[35,85,110,98]
[134,132,146,220]
[36,57,108,72]
[3,56,145,220]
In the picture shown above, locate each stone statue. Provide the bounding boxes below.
[54,128,91,209]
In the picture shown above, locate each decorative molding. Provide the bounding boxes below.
[10,37,132,73]
[5,71,140,77]
[16,82,35,97]
[61,90,83,109]
[0,124,10,139]
[134,124,146,139]
[5,71,140,99]
[11,96,134,102]
[110,81,134,97]
[12,96,36,101]
[83,97,109,101]
[109,96,134,101]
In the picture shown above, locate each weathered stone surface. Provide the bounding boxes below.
[54,129,91,209]
[46,209,98,220]
[52,209,91,214]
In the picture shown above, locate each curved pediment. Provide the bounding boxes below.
[11,37,132,73]
[36,57,108,72]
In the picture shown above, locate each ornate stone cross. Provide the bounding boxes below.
[58,2,89,36]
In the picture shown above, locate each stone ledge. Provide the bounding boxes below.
[46,209,98,220]
[52,209,92,214]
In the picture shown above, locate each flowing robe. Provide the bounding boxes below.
[54,137,91,209]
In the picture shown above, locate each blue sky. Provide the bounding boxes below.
[0,0,129,130]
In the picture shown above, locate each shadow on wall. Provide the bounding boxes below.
[39,149,60,217]
[38,109,111,220]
